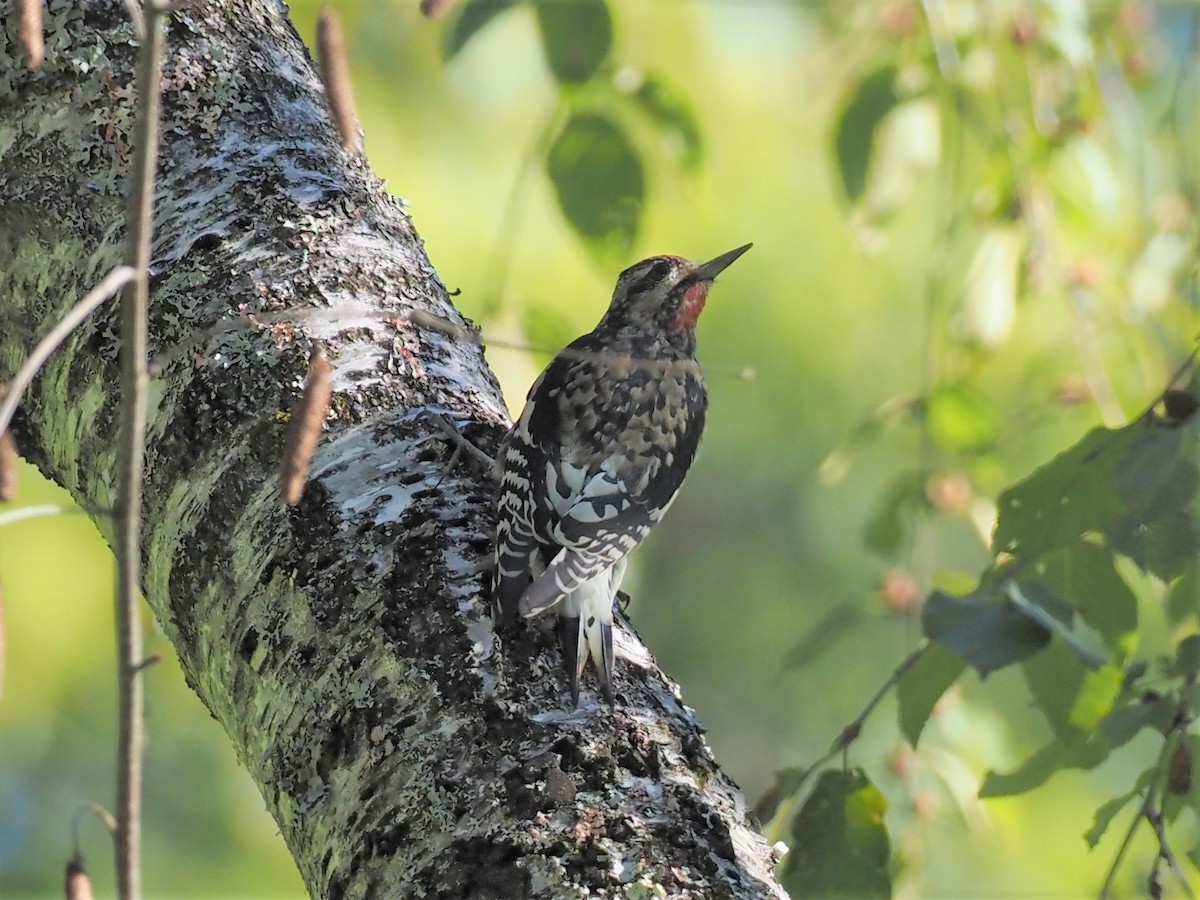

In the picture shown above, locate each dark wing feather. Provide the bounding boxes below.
[518,331,707,552]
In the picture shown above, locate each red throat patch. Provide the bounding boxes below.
[671,282,710,331]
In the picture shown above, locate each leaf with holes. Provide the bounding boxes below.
[1108,421,1200,578]
[994,425,1138,558]
[1109,508,1200,582]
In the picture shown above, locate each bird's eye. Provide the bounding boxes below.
[629,260,672,296]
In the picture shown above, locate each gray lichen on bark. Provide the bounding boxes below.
[0,2,788,897]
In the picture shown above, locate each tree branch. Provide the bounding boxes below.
[114,2,168,894]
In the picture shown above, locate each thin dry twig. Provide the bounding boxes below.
[114,4,168,897]
[149,299,756,385]
[0,266,135,440]
[1146,808,1194,898]
[317,6,363,155]
[1099,699,1199,900]
[72,802,118,851]
[1101,776,1160,900]
[281,346,334,505]
[131,654,161,674]
[0,504,83,527]
[403,309,706,377]
[763,643,930,845]
[0,431,16,503]
[65,802,116,900]
[64,854,94,900]
[17,0,44,70]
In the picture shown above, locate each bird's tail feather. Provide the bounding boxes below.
[553,557,627,707]
[558,614,615,708]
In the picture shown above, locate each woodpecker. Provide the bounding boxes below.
[494,244,752,706]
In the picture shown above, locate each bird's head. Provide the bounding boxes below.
[602,244,752,334]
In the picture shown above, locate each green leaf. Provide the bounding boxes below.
[781,601,863,673]
[783,769,891,899]
[896,643,965,747]
[1023,640,1086,737]
[1069,664,1125,732]
[1178,635,1200,680]
[996,415,1200,565]
[863,470,927,557]
[546,112,644,261]
[979,743,1066,798]
[925,384,1002,452]
[534,0,612,84]
[1085,773,1153,848]
[1022,632,1121,735]
[443,0,521,61]
[1167,567,1200,625]
[1099,694,1174,747]
[628,74,704,171]
[994,424,1139,558]
[1108,509,1200,582]
[922,590,1050,677]
[980,735,1110,797]
[1006,581,1108,669]
[993,689,1169,802]
[833,67,897,204]
[1107,423,1200,579]
[1113,421,1197,518]
[1085,792,1135,848]
[1036,544,1137,655]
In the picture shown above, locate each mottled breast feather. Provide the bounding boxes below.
[518,329,707,552]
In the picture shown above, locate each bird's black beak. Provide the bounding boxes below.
[696,243,748,282]
[694,243,752,281]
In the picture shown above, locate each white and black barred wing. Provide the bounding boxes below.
[498,334,707,619]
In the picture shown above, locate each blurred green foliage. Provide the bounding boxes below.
[3,0,1200,896]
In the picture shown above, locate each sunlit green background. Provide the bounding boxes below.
[3,0,1198,896]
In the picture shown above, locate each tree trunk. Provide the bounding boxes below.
[0,3,787,897]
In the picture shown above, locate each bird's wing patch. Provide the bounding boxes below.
[544,453,657,547]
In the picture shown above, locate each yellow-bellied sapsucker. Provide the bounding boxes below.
[494,244,752,706]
